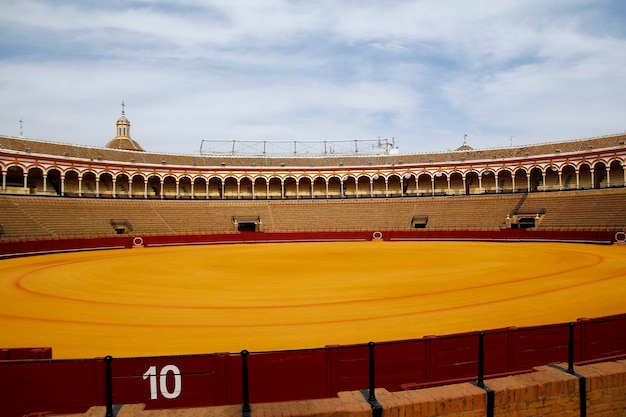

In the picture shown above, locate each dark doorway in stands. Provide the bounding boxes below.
[237,222,258,232]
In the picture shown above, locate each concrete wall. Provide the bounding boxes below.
[60,359,626,417]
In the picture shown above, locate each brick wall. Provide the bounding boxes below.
[579,361,626,415]
[59,359,626,417]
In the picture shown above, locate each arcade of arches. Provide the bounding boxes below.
[1,159,625,199]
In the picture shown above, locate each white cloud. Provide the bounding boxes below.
[0,0,625,154]
[441,26,626,146]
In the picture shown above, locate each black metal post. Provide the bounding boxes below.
[366,342,382,417]
[471,332,494,417]
[568,322,575,374]
[477,331,485,387]
[104,356,113,417]
[568,322,587,415]
[241,350,251,416]
[548,322,586,417]
[368,342,376,402]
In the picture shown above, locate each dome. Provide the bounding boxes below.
[117,114,129,124]
[454,135,473,151]
[455,142,474,151]
[105,137,145,152]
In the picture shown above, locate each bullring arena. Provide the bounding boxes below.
[2,241,626,360]
[1,111,626,416]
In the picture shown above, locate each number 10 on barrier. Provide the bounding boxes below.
[143,365,182,400]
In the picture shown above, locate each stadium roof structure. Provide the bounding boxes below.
[1,133,625,169]
[199,138,399,157]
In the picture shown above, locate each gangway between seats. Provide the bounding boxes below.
[232,216,262,232]
[411,215,428,228]
[110,219,133,234]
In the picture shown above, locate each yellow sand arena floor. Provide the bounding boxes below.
[1,241,625,359]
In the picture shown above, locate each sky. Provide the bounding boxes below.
[1,0,625,155]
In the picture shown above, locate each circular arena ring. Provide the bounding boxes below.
[1,241,625,359]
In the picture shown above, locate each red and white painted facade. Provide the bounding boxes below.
[1,111,625,199]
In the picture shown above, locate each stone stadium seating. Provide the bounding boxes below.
[1,188,625,241]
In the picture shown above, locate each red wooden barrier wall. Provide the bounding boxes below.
[1,358,104,417]
[0,347,52,360]
[3,314,625,417]
[111,353,235,410]
[0,229,618,259]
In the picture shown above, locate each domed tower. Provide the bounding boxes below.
[105,102,145,151]
[116,103,130,139]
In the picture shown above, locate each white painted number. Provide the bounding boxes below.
[143,364,182,400]
[143,366,158,399]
